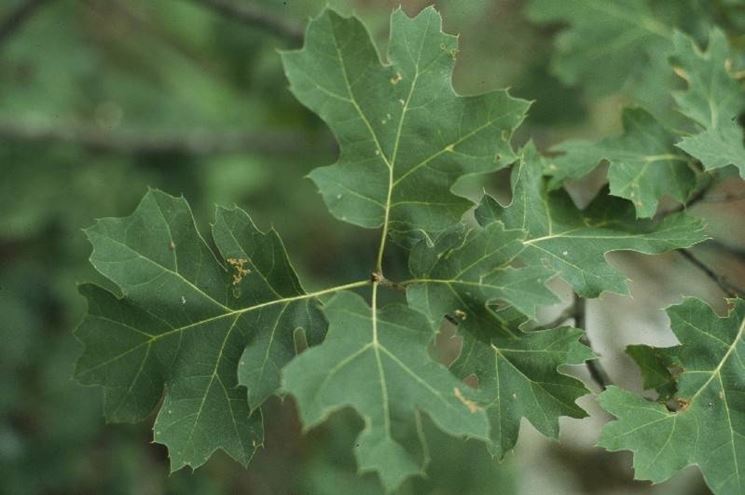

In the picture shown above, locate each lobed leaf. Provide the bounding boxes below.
[545,108,697,218]
[406,225,592,457]
[74,190,325,470]
[599,298,745,495]
[477,144,709,297]
[455,318,594,457]
[282,7,529,235]
[282,290,489,491]
[526,0,675,103]
[407,221,558,321]
[671,30,745,176]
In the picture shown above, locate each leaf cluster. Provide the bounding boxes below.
[73,4,745,494]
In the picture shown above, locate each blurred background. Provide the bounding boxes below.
[1,1,744,494]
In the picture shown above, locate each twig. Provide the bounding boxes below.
[84,0,218,75]
[699,191,745,204]
[678,249,744,298]
[0,0,53,47]
[371,272,405,291]
[535,305,575,330]
[186,0,303,45]
[574,296,612,391]
[663,176,745,299]
[709,239,745,262]
[0,120,334,156]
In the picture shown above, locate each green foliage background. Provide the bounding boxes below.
[1,0,743,494]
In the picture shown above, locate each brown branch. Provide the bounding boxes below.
[662,173,745,299]
[699,191,745,204]
[0,0,53,46]
[678,249,744,298]
[535,305,575,330]
[186,0,303,45]
[573,296,612,391]
[709,239,745,262]
[0,120,334,156]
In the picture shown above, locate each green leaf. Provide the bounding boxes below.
[546,108,697,218]
[406,222,558,321]
[282,7,529,234]
[671,30,745,175]
[212,207,328,410]
[476,144,708,297]
[454,318,594,457]
[526,0,674,97]
[301,411,517,495]
[626,344,678,401]
[405,224,591,457]
[281,290,490,491]
[74,189,328,471]
[599,298,745,495]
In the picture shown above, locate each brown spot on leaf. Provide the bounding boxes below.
[463,373,479,389]
[454,387,480,413]
[227,258,251,286]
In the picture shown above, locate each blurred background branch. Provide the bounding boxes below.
[0,0,53,47]
[678,249,745,298]
[1,1,742,494]
[186,0,304,44]
[0,120,334,156]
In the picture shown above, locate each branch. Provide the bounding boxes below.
[678,249,744,298]
[709,239,745,262]
[186,0,303,45]
[662,174,745,298]
[534,305,575,330]
[699,191,745,204]
[0,120,334,156]
[0,0,53,46]
[573,296,612,391]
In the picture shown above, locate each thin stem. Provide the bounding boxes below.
[678,249,743,298]
[373,272,404,291]
[535,305,575,330]
[371,281,380,343]
[573,296,612,391]
[663,172,745,300]
[699,191,745,204]
[374,200,391,274]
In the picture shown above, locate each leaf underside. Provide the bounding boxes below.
[599,298,745,495]
[282,7,529,235]
[475,144,708,298]
[546,108,696,219]
[671,30,745,176]
[71,5,730,493]
[282,291,490,491]
[74,190,325,471]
